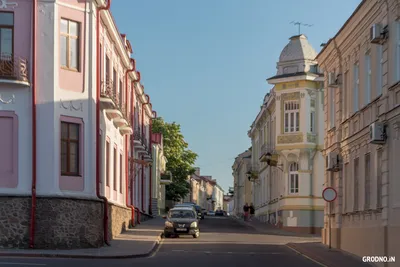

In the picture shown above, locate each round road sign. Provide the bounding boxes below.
[322,187,337,202]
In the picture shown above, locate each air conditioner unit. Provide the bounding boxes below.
[369,122,386,144]
[328,72,337,86]
[325,152,340,172]
[370,23,382,44]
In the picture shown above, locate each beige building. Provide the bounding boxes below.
[189,168,217,210]
[316,0,400,262]
[248,34,325,234]
[232,149,253,216]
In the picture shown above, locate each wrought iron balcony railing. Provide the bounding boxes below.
[0,54,29,83]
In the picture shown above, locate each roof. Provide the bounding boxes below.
[279,35,317,62]
[267,71,323,81]
[316,0,366,60]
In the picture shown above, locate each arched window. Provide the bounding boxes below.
[289,162,299,194]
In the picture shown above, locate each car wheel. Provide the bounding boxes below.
[164,232,170,238]
[193,232,199,238]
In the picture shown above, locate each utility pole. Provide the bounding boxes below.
[290,21,313,35]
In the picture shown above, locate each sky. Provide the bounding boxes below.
[111,0,362,193]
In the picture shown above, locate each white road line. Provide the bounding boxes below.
[0,263,46,266]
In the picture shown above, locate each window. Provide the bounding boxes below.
[377,149,382,208]
[377,45,383,96]
[365,52,371,105]
[120,153,123,193]
[329,87,335,128]
[119,79,123,105]
[61,122,80,176]
[0,12,14,76]
[364,153,370,209]
[343,71,348,119]
[106,140,110,186]
[0,111,18,188]
[396,21,400,82]
[289,162,299,194]
[284,101,299,133]
[113,146,117,190]
[60,18,79,70]
[344,163,349,213]
[105,56,110,84]
[353,64,359,113]
[113,68,117,95]
[310,111,315,133]
[354,158,359,211]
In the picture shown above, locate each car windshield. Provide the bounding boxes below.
[169,210,196,219]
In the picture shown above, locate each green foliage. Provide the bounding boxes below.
[152,117,198,202]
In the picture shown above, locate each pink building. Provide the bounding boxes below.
[0,0,157,249]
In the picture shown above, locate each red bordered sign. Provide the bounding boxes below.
[322,187,337,202]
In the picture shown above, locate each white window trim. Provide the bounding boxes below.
[289,163,299,194]
[284,101,300,133]
[365,52,371,105]
[353,64,359,113]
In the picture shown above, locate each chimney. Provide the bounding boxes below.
[194,167,200,176]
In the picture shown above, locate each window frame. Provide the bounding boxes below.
[60,18,80,71]
[113,144,117,191]
[354,157,359,211]
[60,117,83,177]
[364,153,371,210]
[0,11,14,56]
[376,45,383,96]
[364,52,371,105]
[353,63,359,113]
[284,100,300,133]
[120,152,123,193]
[289,162,299,194]
[106,139,110,186]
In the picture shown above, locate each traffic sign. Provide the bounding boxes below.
[322,187,337,202]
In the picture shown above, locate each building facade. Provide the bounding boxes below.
[0,0,159,249]
[213,184,224,211]
[248,34,325,234]
[316,0,399,262]
[232,149,252,216]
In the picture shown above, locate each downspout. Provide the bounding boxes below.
[131,72,141,224]
[29,0,38,249]
[125,58,135,227]
[96,0,111,246]
[141,94,150,212]
[149,110,157,214]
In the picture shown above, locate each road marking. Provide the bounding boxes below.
[285,245,328,267]
[0,263,46,266]
[168,250,285,255]
[148,237,164,258]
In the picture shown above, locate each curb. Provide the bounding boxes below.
[285,243,328,267]
[0,233,163,259]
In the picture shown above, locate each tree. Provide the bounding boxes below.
[152,117,198,202]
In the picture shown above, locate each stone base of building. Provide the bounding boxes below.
[0,196,135,249]
[281,225,322,235]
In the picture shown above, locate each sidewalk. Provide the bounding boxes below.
[0,217,165,259]
[231,216,373,267]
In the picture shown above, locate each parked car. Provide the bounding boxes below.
[163,207,200,238]
[215,210,224,216]
[207,210,215,216]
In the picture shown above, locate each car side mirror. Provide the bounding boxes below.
[162,215,167,219]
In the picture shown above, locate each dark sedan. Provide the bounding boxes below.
[163,207,200,238]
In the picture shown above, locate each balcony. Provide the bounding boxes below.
[133,129,145,151]
[160,172,172,185]
[259,143,277,162]
[0,54,30,86]
[100,80,132,135]
[246,163,259,180]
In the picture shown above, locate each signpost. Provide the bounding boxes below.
[322,187,337,249]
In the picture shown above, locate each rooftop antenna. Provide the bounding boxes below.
[290,21,313,35]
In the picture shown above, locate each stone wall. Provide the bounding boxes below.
[108,203,131,239]
[0,196,103,249]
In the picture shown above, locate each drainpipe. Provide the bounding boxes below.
[130,72,141,224]
[96,0,111,246]
[149,110,157,214]
[29,0,38,249]
[141,94,151,212]
[125,58,135,227]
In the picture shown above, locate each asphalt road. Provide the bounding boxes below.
[0,216,322,267]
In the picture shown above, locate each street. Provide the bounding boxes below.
[0,216,322,267]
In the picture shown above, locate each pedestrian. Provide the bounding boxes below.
[243,203,249,221]
[249,203,255,221]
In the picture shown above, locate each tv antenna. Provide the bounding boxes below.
[290,21,313,35]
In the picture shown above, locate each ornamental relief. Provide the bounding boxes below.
[307,133,317,143]
[277,133,303,144]
[281,92,300,101]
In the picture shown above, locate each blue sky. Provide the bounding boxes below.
[112,0,361,192]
